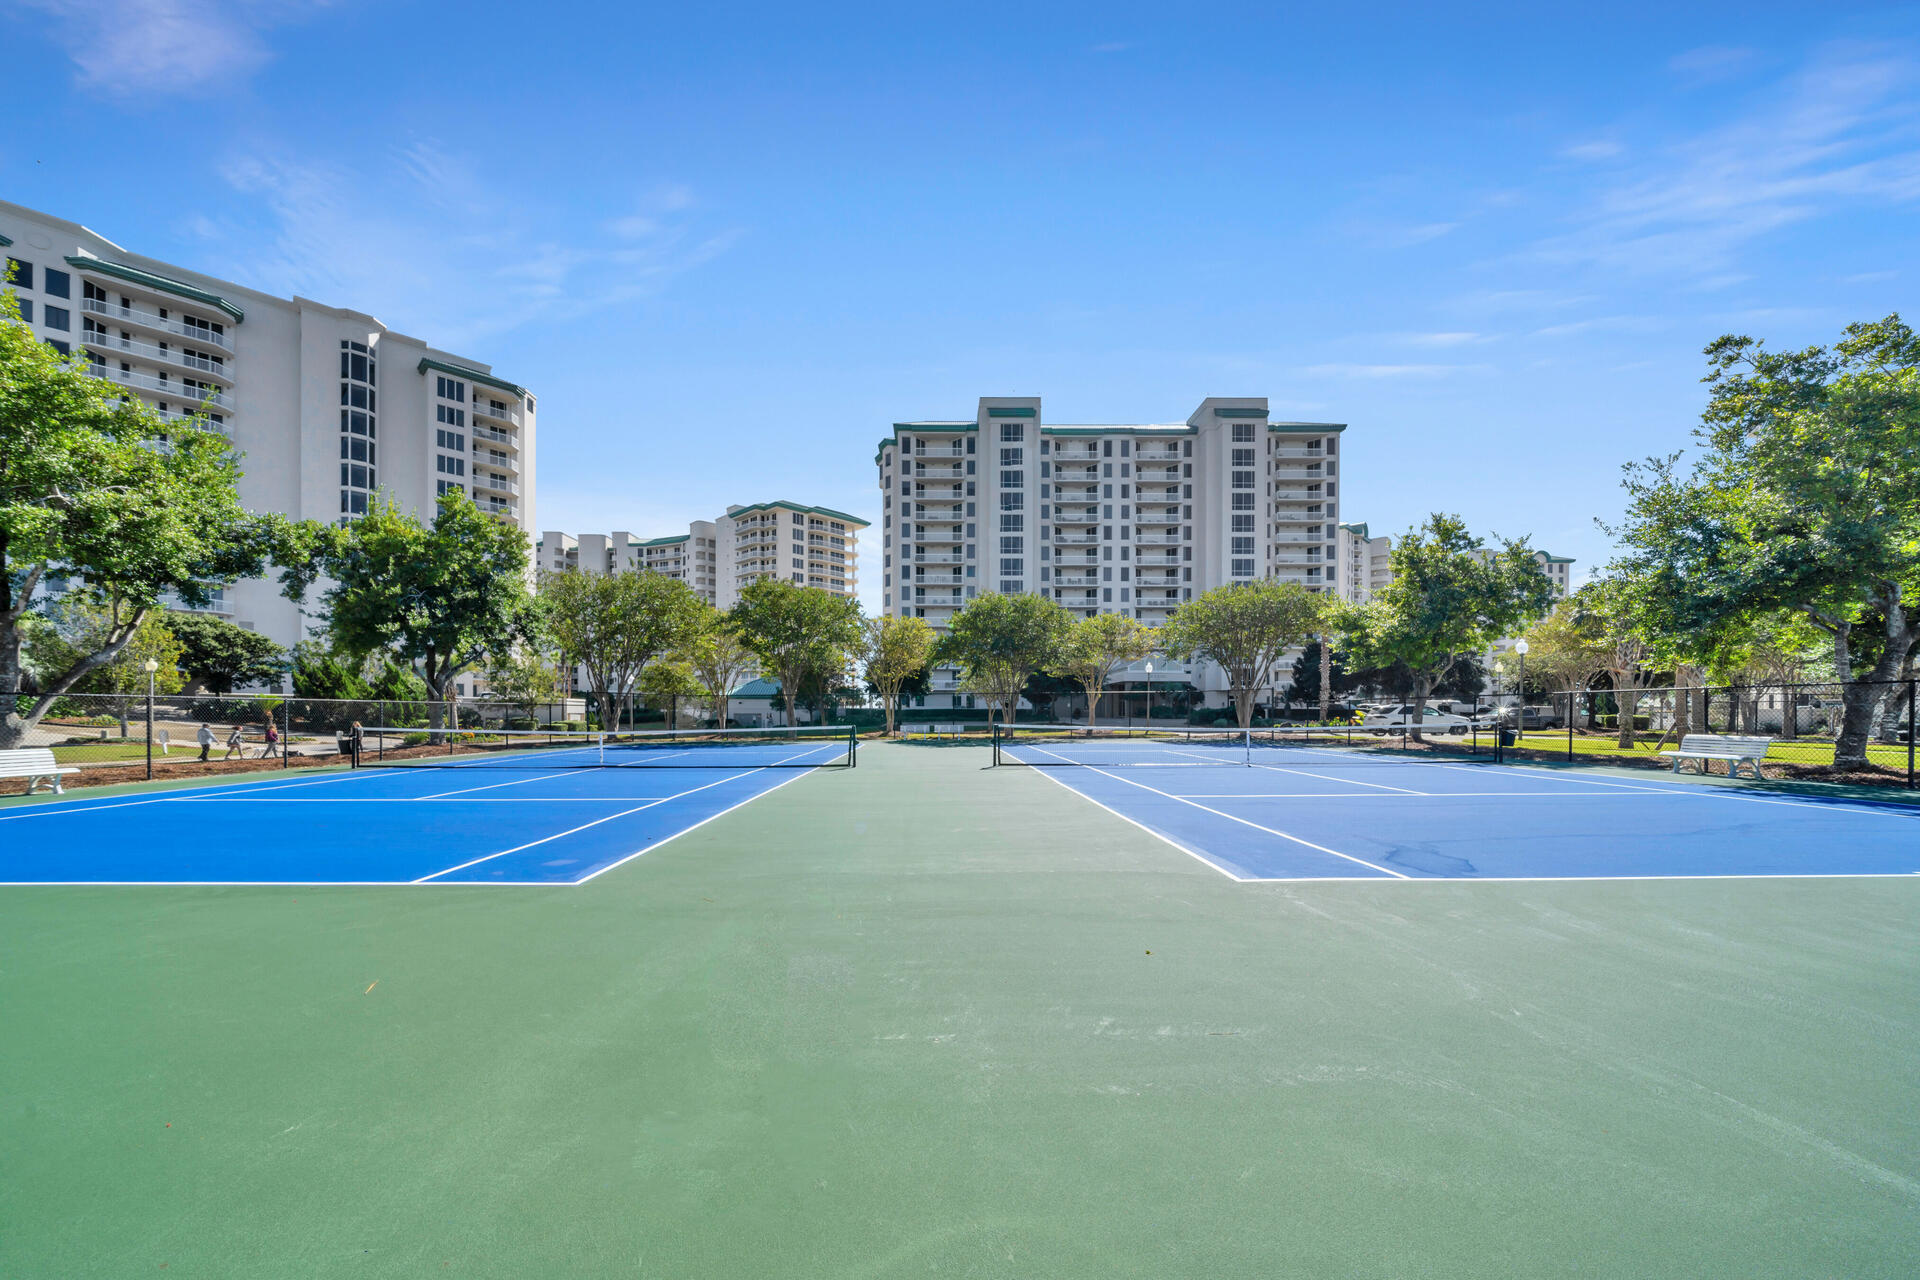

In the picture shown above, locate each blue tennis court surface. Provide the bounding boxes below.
[1005,739,1920,881]
[0,736,849,885]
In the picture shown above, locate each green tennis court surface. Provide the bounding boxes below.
[3,741,1916,1276]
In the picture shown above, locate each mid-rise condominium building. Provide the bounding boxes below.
[0,200,536,657]
[539,502,866,607]
[877,396,1345,709]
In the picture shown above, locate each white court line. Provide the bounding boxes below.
[1168,791,1713,799]
[1421,760,1920,817]
[1164,745,1426,795]
[572,764,828,884]
[1022,766,1251,882]
[419,770,584,799]
[0,764,389,821]
[1018,745,1408,880]
[411,743,837,883]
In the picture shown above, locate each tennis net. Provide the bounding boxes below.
[992,723,1435,766]
[354,724,857,769]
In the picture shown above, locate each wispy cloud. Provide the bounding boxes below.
[1400,331,1488,347]
[1091,41,1130,54]
[14,0,331,96]
[1299,363,1483,379]
[1526,44,1920,280]
[212,141,737,348]
[1561,140,1625,162]
[1669,45,1757,86]
[1351,220,1460,250]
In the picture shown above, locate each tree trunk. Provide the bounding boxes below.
[1086,678,1102,728]
[1318,634,1332,723]
[1616,683,1638,749]
[1409,676,1434,743]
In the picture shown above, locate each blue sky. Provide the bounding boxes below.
[7,1,1919,610]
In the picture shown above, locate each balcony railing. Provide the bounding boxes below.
[1136,466,1181,481]
[1135,447,1180,461]
[79,328,232,379]
[913,552,965,564]
[1054,531,1098,544]
[1271,467,1328,480]
[472,424,517,448]
[1053,574,1099,587]
[1134,533,1182,545]
[1054,508,1099,523]
[1136,510,1180,525]
[473,474,518,496]
[1051,446,1098,460]
[1273,447,1325,460]
[473,401,522,427]
[87,363,234,411]
[79,297,234,351]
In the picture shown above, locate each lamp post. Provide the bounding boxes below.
[1514,638,1529,741]
[142,658,159,780]
[1143,661,1154,726]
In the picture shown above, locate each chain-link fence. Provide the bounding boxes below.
[3,694,604,793]
[1484,679,1916,787]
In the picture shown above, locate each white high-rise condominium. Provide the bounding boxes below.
[540,502,866,607]
[877,396,1345,709]
[1,200,536,656]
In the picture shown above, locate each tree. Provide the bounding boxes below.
[732,578,863,728]
[678,613,757,728]
[638,659,702,729]
[484,646,561,722]
[1048,611,1156,727]
[1286,638,1353,714]
[1160,581,1329,730]
[165,610,287,694]
[537,566,705,731]
[24,599,185,734]
[858,614,936,734]
[0,295,280,747]
[1340,515,1555,740]
[284,492,534,732]
[1609,316,1920,767]
[1571,579,1664,748]
[1520,598,1608,698]
[933,592,1071,725]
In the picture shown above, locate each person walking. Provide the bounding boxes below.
[196,722,216,762]
[223,723,246,760]
[262,716,281,759]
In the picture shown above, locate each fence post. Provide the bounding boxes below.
[281,698,291,769]
[1908,677,1915,790]
[145,683,154,781]
[1568,691,1576,763]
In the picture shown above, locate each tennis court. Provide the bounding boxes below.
[995,725,1920,881]
[0,725,854,886]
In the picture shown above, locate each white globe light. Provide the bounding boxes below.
[1514,639,1530,655]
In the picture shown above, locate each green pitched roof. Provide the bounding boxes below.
[728,501,868,527]
[417,357,526,398]
[65,254,244,322]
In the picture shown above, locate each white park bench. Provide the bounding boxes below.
[1660,734,1773,780]
[0,747,81,795]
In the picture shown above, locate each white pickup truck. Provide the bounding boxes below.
[1360,704,1485,736]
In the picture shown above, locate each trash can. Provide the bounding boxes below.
[1498,728,1517,748]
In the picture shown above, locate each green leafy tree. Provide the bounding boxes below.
[292,640,370,701]
[1609,316,1920,766]
[1160,580,1329,730]
[24,599,185,734]
[933,592,1071,725]
[858,614,937,734]
[283,492,534,732]
[1047,611,1156,726]
[0,294,280,746]
[485,646,561,722]
[1340,515,1555,740]
[1286,638,1353,714]
[638,659,703,729]
[677,612,757,728]
[165,610,287,694]
[732,578,863,728]
[537,567,705,731]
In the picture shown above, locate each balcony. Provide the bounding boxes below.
[1051,446,1098,461]
[481,498,517,518]
[79,297,233,351]
[1053,531,1098,544]
[1273,487,1324,502]
[1271,466,1328,480]
[79,328,233,380]
[473,473,518,496]
[916,571,963,584]
[1273,512,1326,526]
[1136,465,1181,481]
[1273,446,1325,460]
[1054,507,1098,524]
[1053,574,1099,587]
[473,400,522,427]
[915,463,964,479]
[1135,447,1180,461]
[87,363,234,411]
[473,424,517,448]
[913,551,965,564]
[1052,464,1098,481]
[1135,572,1181,587]
[916,484,964,500]
[916,527,964,544]
[1136,509,1180,526]
[1134,532,1182,545]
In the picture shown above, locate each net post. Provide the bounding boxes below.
[1908,677,1915,790]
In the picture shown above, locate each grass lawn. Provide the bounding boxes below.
[2,742,1915,1277]
[1512,731,1913,769]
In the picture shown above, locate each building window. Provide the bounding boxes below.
[435,375,467,402]
[436,429,466,452]
[1232,558,1254,577]
[437,404,466,427]
[1000,470,1023,488]
[16,299,30,324]
[1232,448,1255,466]
[1232,424,1254,443]
[339,339,379,519]
[1000,514,1023,532]
[6,259,30,289]
[999,424,1023,442]
[43,268,69,299]
[1231,471,1255,490]
[42,305,69,332]
[1232,514,1254,533]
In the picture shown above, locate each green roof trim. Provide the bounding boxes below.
[1213,407,1267,418]
[1339,522,1370,539]
[986,407,1037,418]
[635,534,689,547]
[0,234,12,247]
[65,254,244,322]
[1268,421,1347,434]
[417,357,526,398]
[1042,425,1195,437]
[890,421,977,430]
[1540,553,1575,564]
[729,501,869,527]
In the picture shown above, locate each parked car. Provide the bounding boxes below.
[1499,705,1564,730]
[1361,704,1480,735]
